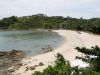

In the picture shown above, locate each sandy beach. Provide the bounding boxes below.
[11,30,100,75]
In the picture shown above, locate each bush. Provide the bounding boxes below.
[33,53,71,75]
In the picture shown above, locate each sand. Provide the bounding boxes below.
[12,30,100,75]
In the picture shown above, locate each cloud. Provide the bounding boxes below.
[0,0,100,19]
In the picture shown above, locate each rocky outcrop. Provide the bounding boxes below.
[0,50,25,75]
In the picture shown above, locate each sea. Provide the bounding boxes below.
[0,30,64,56]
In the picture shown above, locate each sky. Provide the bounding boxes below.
[0,0,100,19]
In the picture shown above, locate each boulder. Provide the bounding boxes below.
[25,66,29,72]
[8,69,15,73]
[39,62,44,66]
[30,66,35,70]
[0,52,5,56]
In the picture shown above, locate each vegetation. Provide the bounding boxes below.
[33,46,100,75]
[0,14,100,34]
[0,14,100,75]
[75,46,100,72]
[0,16,18,29]
[33,53,71,75]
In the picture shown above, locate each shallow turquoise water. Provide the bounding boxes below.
[0,30,64,56]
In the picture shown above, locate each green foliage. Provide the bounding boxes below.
[55,53,66,68]
[33,52,100,75]
[75,46,100,72]
[33,53,71,75]
[72,68,100,75]
[81,70,100,75]
[33,71,43,75]
[0,14,100,34]
[54,53,71,75]
[0,16,18,29]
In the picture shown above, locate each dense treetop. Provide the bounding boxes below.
[0,14,100,34]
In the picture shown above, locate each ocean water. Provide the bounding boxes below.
[0,30,64,56]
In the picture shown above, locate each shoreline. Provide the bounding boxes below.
[11,30,100,75]
[0,50,25,75]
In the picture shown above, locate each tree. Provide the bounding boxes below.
[33,51,100,75]
[33,53,71,75]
